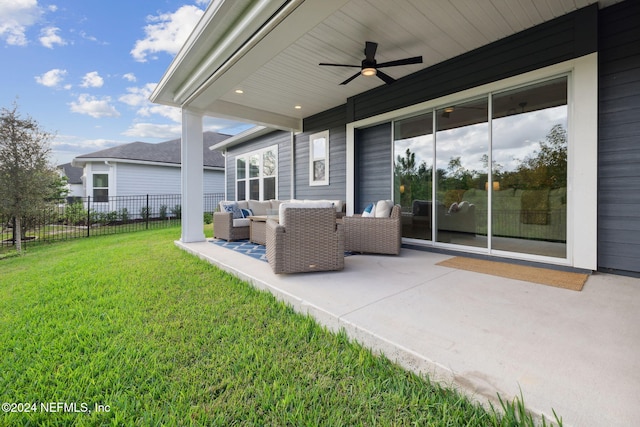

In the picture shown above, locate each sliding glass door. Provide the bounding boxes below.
[393,76,568,259]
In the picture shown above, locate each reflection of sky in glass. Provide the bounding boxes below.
[435,123,488,173]
[312,138,325,159]
[492,106,567,172]
[393,104,567,176]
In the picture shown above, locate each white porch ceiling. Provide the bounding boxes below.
[152,0,622,131]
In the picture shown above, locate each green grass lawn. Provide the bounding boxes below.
[0,226,558,426]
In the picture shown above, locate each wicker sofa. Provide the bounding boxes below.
[343,204,402,255]
[266,205,344,274]
[213,199,344,242]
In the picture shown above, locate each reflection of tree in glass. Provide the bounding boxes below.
[395,148,433,207]
[501,124,567,190]
[314,160,325,181]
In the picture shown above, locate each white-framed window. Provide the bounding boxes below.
[92,173,109,202]
[309,130,329,186]
[236,145,278,200]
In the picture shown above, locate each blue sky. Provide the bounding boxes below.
[0,0,251,165]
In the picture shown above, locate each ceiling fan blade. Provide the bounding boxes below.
[319,62,361,68]
[340,71,361,85]
[376,70,396,85]
[364,41,378,62]
[376,56,423,68]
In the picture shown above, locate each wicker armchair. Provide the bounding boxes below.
[213,211,250,242]
[343,204,402,255]
[266,207,344,274]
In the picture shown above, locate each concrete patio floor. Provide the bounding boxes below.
[177,239,640,427]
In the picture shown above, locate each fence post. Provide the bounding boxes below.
[146,194,149,230]
[87,196,91,237]
[11,216,16,246]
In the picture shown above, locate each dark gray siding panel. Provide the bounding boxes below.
[348,4,598,122]
[296,105,348,201]
[225,130,292,200]
[598,0,640,275]
[355,123,392,213]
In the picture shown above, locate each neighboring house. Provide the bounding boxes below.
[57,162,84,199]
[72,131,229,199]
[150,1,640,277]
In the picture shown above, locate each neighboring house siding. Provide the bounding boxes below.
[225,130,292,200]
[116,163,181,196]
[597,0,640,275]
[203,170,225,194]
[297,105,347,201]
[346,5,598,123]
[354,123,392,213]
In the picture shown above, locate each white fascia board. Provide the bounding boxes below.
[209,125,271,151]
[70,158,223,171]
[205,100,302,131]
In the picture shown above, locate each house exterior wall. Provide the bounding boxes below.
[225,130,292,201]
[295,105,347,201]
[354,123,392,213]
[597,0,640,276]
[84,161,224,197]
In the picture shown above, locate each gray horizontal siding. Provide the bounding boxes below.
[116,163,181,196]
[355,123,392,213]
[597,0,640,275]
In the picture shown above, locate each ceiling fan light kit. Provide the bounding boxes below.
[319,41,422,85]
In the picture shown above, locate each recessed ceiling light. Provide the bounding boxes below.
[235,89,244,94]
[294,105,302,109]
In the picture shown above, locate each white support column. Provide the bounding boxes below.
[181,108,205,243]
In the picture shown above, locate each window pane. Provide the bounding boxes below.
[249,179,259,200]
[264,177,276,200]
[313,160,325,182]
[249,155,259,178]
[394,112,433,240]
[312,138,326,160]
[93,174,108,188]
[237,158,246,179]
[93,188,108,203]
[263,150,276,176]
[435,98,488,249]
[237,180,246,201]
[491,77,567,258]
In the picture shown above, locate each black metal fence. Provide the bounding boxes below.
[1,193,224,248]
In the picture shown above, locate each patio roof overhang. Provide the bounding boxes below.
[150,0,621,135]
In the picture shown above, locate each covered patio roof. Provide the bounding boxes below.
[150,0,621,132]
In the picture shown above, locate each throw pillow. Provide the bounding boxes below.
[221,202,243,219]
[241,208,254,218]
[374,200,393,218]
[362,202,375,217]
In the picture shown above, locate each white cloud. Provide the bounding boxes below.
[0,0,43,46]
[122,73,137,82]
[119,83,155,107]
[122,122,181,139]
[35,68,68,87]
[80,71,104,88]
[119,83,181,122]
[69,94,120,118]
[130,5,204,62]
[39,26,66,48]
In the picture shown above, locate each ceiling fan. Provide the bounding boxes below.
[319,41,423,85]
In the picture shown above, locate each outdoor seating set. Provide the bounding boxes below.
[214,199,401,274]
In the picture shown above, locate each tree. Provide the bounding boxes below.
[0,103,57,252]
